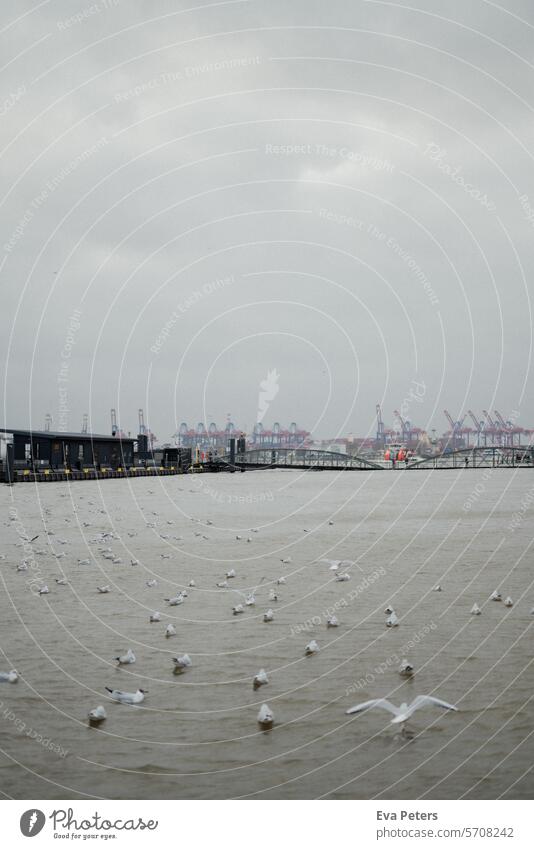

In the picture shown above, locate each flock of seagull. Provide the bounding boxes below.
[1,485,531,740]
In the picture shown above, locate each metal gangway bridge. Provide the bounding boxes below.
[210,444,534,472]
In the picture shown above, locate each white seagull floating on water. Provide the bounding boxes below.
[257,703,274,730]
[165,624,176,637]
[173,654,192,673]
[327,616,339,628]
[0,670,18,683]
[106,687,146,705]
[490,590,502,601]
[504,596,514,607]
[345,695,457,736]
[471,603,481,615]
[88,705,106,725]
[166,594,184,606]
[149,612,161,622]
[386,612,399,627]
[253,669,269,690]
[263,609,274,622]
[97,586,111,593]
[305,640,319,655]
[399,659,414,677]
[115,648,136,665]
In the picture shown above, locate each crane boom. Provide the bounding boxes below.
[494,410,509,430]
[483,410,495,429]
[443,409,455,430]
[467,410,481,431]
[138,408,146,434]
[376,403,385,444]
[393,409,406,428]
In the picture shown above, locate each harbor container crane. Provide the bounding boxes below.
[443,410,465,449]
[482,410,500,445]
[393,410,411,442]
[494,410,511,446]
[467,410,484,446]
[110,408,128,439]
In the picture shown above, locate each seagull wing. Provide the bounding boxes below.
[408,695,458,716]
[346,699,400,716]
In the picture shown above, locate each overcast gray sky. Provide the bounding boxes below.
[1,0,533,441]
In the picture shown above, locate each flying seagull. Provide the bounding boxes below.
[321,559,354,571]
[345,695,457,737]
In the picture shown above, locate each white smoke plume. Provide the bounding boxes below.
[256,369,279,424]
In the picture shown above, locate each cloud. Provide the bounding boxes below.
[1,0,533,439]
